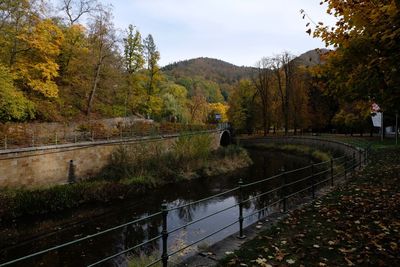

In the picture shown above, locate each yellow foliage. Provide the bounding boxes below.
[15,19,64,98]
[208,102,229,122]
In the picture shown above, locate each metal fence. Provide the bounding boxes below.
[0,144,370,267]
[0,123,219,151]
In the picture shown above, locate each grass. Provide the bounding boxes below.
[245,143,332,163]
[317,134,399,150]
[218,146,400,266]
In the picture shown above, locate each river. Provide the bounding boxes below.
[0,148,319,267]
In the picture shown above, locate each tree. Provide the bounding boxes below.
[85,6,117,115]
[228,80,257,134]
[207,102,229,123]
[304,0,400,113]
[123,24,144,75]
[290,68,310,134]
[59,0,98,26]
[143,34,160,96]
[272,52,296,135]
[187,94,208,124]
[16,18,64,98]
[332,100,371,136]
[307,67,339,132]
[0,64,34,121]
[122,24,144,116]
[253,57,273,135]
[160,83,189,122]
[58,0,99,78]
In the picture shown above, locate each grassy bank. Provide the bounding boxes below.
[0,134,252,222]
[219,146,400,266]
[244,143,332,163]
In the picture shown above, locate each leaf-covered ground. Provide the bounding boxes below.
[219,147,400,267]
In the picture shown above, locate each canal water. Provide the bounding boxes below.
[0,148,319,267]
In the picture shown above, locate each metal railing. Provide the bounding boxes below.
[0,144,370,267]
[0,123,223,151]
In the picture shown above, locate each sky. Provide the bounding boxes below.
[107,0,335,67]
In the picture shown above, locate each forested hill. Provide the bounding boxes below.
[294,48,330,67]
[162,57,255,85]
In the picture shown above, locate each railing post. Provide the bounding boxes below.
[55,133,58,145]
[359,150,362,170]
[161,201,169,267]
[4,135,7,150]
[352,152,356,177]
[237,178,246,239]
[330,158,334,186]
[32,133,35,147]
[344,156,347,179]
[311,163,315,199]
[281,168,287,212]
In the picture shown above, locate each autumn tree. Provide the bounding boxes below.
[143,34,160,95]
[253,57,273,135]
[0,64,34,121]
[333,100,371,136]
[207,102,229,123]
[59,0,98,26]
[228,80,257,134]
[142,34,163,118]
[187,94,208,124]
[271,52,297,135]
[123,24,144,116]
[290,68,310,134]
[85,5,117,115]
[305,0,400,113]
[57,0,98,77]
[160,82,189,122]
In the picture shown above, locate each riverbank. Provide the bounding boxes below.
[243,143,332,163]
[218,146,400,266]
[0,137,252,222]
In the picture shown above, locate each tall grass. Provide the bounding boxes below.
[105,133,213,182]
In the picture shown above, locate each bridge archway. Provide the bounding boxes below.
[220,130,231,147]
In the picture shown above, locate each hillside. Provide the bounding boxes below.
[162,57,255,85]
[161,50,328,100]
[294,48,330,67]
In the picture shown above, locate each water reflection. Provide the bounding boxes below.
[1,149,319,267]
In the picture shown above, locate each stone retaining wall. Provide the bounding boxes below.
[0,131,221,188]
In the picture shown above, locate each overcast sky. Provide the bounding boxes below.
[109,0,335,67]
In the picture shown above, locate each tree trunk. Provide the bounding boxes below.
[86,62,102,115]
[263,111,267,136]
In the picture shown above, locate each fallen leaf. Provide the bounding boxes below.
[286,259,296,264]
[345,257,355,266]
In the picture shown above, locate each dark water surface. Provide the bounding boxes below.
[0,149,315,267]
